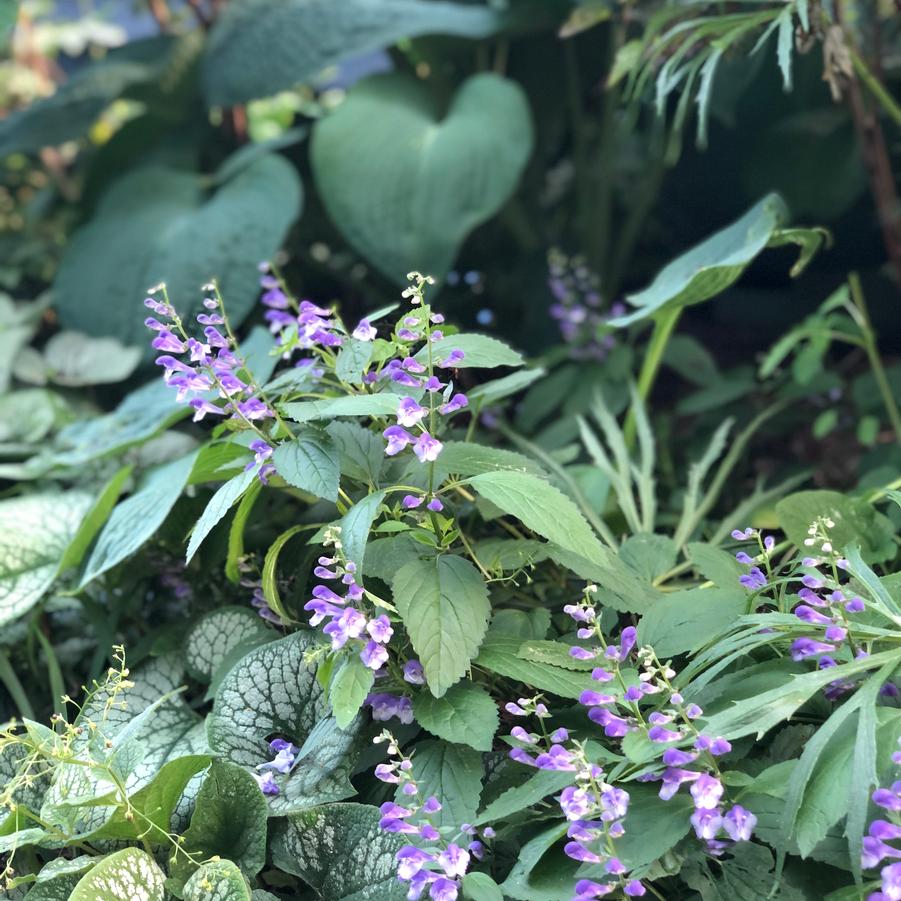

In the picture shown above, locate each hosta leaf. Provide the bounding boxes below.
[0,491,92,628]
[272,429,341,501]
[186,466,257,563]
[204,0,511,105]
[168,761,268,891]
[312,73,532,283]
[467,471,605,563]
[54,152,302,346]
[184,606,273,683]
[80,450,198,587]
[207,632,360,815]
[610,193,794,327]
[68,848,165,901]
[270,803,407,901]
[413,682,498,751]
[393,555,490,697]
[184,860,252,901]
[399,740,483,829]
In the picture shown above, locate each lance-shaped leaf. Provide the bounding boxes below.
[203,0,513,106]
[68,848,166,901]
[609,193,825,327]
[54,152,302,346]
[184,606,273,683]
[186,466,257,563]
[184,860,252,901]
[0,491,92,628]
[393,555,490,697]
[206,632,360,815]
[270,803,407,901]
[312,72,532,283]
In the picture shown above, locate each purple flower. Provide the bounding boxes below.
[723,804,757,842]
[574,881,614,899]
[367,693,414,724]
[624,883,646,898]
[882,863,901,898]
[397,397,428,427]
[361,641,389,670]
[414,432,442,463]
[437,844,469,879]
[151,330,186,353]
[791,637,837,661]
[429,877,459,901]
[403,660,425,684]
[384,425,415,456]
[427,498,444,512]
[403,495,424,509]
[253,771,280,796]
[353,319,377,341]
[691,774,724,810]
[367,615,393,643]
[564,842,602,864]
[559,786,592,820]
[534,745,576,771]
[690,807,723,840]
[739,567,767,590]
[438,394,468,415]
[189,399,225,421]
[438,349,465,368]
[874,787,901,812]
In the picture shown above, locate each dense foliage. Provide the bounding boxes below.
[1,1,901,900]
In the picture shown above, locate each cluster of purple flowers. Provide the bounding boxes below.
[252,738,298,797]
[248,584,285,626]
[862,736,901,900]
[731,527,775,591]
[505,696,645,899]
[374,730,494,901]
[547,249,623,361]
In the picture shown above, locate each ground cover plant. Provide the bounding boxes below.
[1,1,901,899]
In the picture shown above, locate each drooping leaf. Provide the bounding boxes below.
[281,393,402,424]
[68,848,165,901]
[206,632,360,815]
[475,768,573,826]
[338,490,388,569]
[413,682,498,751]
[270,802,407,901]
[186,466,257,563]
[0,491,92,628]
[80,450,198,587]
[393,555,490,697]
[312,73,532,283]
[54,152,302,345]
[204,0,512,105]
[184,606,273,683]
[183,860,252,901]
[329,654,376,730]
[400,740,483,829]
[272,429,341,501]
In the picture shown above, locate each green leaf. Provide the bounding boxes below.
[435,441,544,478]
[339,490,388,569]
[184,606,272,683]
[401,740,483,829]
[415,333,525,369]
[619,533,677,583]
[468,471,605,563]
[335,339,374,384]
[272,429,341,501]
[393,555,490,697]
[69,848,165,901]
[207,632,360,815]
[687,542,744,589]
[475,634,597,700]
[312,73,532,283]
[186,466,257,563]
[776,489,896,564]
[168,761,268,891]
[31,332,142,387]
[271,803,407,900]
[80,451,198,587]
[204,0,511,105]
[329,654,375,730]
[413,682,498,751]
[637,587,746,657]
[500,821,571,900]
[516,640,594,671]
[611,783,693,870]
[462,872,504,901]
[261,524,305,622]
[184,860,251,901]
[227,479,262,583]
[327,420,385,486]
[54,152,302,345]
[610,193,792,327]
[468,368,544,405]
[475,768,573,826]
[281,393,402,423]
[0,491,92,628]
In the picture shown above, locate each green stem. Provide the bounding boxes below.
[850,48,901,128]
[849,272,901,444]
[0,651,35,721]
[624,307,682,449]
[32,625,65,718]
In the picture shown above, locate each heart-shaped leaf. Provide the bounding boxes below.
[68,848,166,901]
[184,606,273,683]
[54,151,302,346]
[203,0,511,106]
[184,860,252,901]
[311,73,532,283]
[206,632,360,815]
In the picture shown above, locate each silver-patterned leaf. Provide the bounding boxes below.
[68,848,165,901]
[184,860,252,901]
[184,606,273,683]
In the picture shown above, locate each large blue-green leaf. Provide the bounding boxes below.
[203,0,513,106]
[312,73,532,283]
[54,151,302,346]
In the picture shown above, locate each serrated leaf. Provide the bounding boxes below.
[0,491,92,628]
[516,640,595,671]
[184,606,273,682]
[401,740,483,829]
[467,471,605,563]
[184,860,252,901]
[168,761,268,891]
[272,430,340,501]
[69,848,165,901]
[413,682,498,751]
[281,393,402,423]
[393,555,490,697]
[203,0,511,106]
[326,420,385,486]
[80,451,198,587]
[186,466,257,563]
[312,73,532,283]
[54,152,301,346]
[475,768,573,826]
[687,542,744,589]
[329,654,375,730]
[415,333,525,369]
[435,441,544,478]
[335,339,374,384]
[338,489,388,568]
[270,802,407,901]
[207,632,360,815]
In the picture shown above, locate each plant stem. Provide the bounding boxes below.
[850,48,901,128]
[32,625,65,718]
[0,652,35,721]
[624,306,682,449]
[848,272,901,443]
